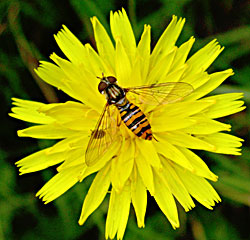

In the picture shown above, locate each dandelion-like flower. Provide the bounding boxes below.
[10,9,245,239]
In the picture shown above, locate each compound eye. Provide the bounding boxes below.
[98,82,107,93]
[107,76,117,83]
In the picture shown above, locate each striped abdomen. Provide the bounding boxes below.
[118,101,152,140]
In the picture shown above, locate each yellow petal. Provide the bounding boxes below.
[160,156,195,211]
[39,101,97,130]
[153,100,215,119]
[36,164,84,204]
[177,147,218,181]
[57,145,87,172]
[47,134,86,154]
[54,25,87,64]
[136,138,162,169]
[157,131,215,151]
[79,163,111,225]
[203,93,245,118]
[105,184,131,240]
[111,140,134,192]
[50,53,104,113]
[135,149,155,195]
[79,141,122,182]
[153,169,179,229]
[185,69,234,101]
[35,61,84,103]
[110,8,136,64]
[9,108,52,125]
[85,43,114,77]
[183,117,231,134]
[197,133,243,155]
[128,57,142,87]
[16,147,65,174]
[165,64,187,83]
[39,101,88,119]
[151,16,185,68]
[182,70,210,91]
[147,47,177,85]
[154,134,194,172]
[186,39,224,72]
[9,98,54,124]
[11,97,46,108]
[91,16,115,71]
[174,164,221,209]
[131,167,147,228]
[137,24,151,84]
[115,38,132,87]
[170,36,195,72]
[17,123,78,139]
[151,115,197,132]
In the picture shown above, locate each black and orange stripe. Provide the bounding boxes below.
[118,101,152,140]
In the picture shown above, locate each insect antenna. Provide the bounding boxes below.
[153,135,159,142]
[97,72,105,80]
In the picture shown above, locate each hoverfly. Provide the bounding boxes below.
[85,74,193,166]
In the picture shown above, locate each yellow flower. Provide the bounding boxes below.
[10,9,245,240]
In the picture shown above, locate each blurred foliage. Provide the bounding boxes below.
[0,0,249,239]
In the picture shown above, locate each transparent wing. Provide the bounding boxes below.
[125,82,194,105]
[85,103,118,166]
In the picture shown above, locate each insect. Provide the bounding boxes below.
[85,74,193,166]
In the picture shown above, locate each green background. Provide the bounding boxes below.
[0,0,249,239]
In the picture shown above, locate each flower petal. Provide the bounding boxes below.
[136,138,162,169]
[131,167,147,228]
[185,69,234,101]
[151,115,197,132]
[154,134,194,172]
[183,117,231,134]
[105,184,131,240]
[135,150,155,195]
[186,39,224,73]
[151,16,185,68]
[50,53,104,112]
[153,169,179,229]
[160,156,195,211]
[115,38,132,87]
[158,131,215,151]
[203,93,246,118]
[79,163,111,225]
[129,57,142,87]
[35,62,81,101]
[39,101,88,120]
[47,134,86,154]
[57,144,87,172]
[9,98,54,124]
[36,164,84,204]
[79,141,122,182]
[137,24,151,84]
[91,16,116,71]
[16,147,65,175]
[39,101,97,130]
[54,25,87,64]
[153,100,215,119]
[197,133,243,155]
[163,64,187,84]
[17,123,78,139]
[111,140,134,192]
[177,147,218,181]
[110,9,136,64]
[174,164,221,209]
[85,43,114,77]
[147,47,177,84]
[170,36,195,72]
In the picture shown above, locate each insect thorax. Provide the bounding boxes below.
[105,84,126,105]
